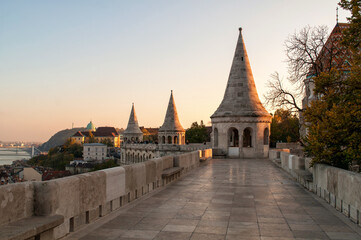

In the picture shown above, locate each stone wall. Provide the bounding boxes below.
[269,149,361,226]
[0,150,207,239]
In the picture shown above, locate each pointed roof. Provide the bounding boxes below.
[159,91,185,132]
[123,103,143,134]
[211,28,270,118]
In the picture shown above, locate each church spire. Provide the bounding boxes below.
[211,27,270,118]
[124,103,143,134]
[159,91,184,132]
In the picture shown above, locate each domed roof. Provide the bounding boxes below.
[86,121,96,131]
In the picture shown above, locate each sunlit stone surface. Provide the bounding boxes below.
[65,158,361,240]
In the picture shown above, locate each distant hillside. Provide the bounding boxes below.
[39,128,86,152]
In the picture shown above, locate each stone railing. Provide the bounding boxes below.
[0,150,208,240]
[122,143,211,152]
[269,149,361,227]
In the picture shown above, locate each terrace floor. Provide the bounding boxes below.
[64,158,361,240]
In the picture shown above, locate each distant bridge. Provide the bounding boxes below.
[0,146,42,157]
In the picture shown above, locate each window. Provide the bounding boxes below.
[214,128,218,147]
[168,136,172,144]
[243,128,252,147]
[264,128,269,145]
[228,128,239,147]
[174,136,178,144]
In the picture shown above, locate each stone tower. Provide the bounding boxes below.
[158,91,185,145]
[211,28,271,158]
[123,103,143,142]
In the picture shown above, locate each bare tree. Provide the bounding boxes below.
[264,25,342,112]
[264,72,303,112]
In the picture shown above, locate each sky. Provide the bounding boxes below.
[0,0,350,142]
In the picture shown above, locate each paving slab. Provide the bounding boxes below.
[64,158,361,240]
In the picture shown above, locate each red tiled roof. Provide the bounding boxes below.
[307,23,351,77]
[93,127,119,137]
[73,131,84,137]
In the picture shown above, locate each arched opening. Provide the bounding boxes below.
[162,136,166,144]
[243,128,252,147]
[264,128,269,145]
[228,128,239,147]
[131,137,134,141]
[149,154,151,159]
[168,136,172,144]
[174,136,178,144]
[136,137,139,142]
[143,154,146,161]
[214,128,218,147]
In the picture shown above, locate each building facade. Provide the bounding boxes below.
[300,23,350,138]
[211,28,271,159]
[71,126,121,147]
[83,143,107,161]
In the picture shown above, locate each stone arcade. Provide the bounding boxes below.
[211,28,271,158]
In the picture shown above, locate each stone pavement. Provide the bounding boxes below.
[65,158,361,240]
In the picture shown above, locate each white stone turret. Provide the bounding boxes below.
[211,28,271,158]
[158,91,185,145]
[123,103,143,142]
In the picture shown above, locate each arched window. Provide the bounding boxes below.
[264,128,269,145]
[162,136,166,144]
[228,128,239,147]
[174,136,178,144]
[214,128,218,147]
[143,154,146,161]
[149,154,152,159]
[131,137,134,141]
[168,136,172,144]
[243,128,252,147]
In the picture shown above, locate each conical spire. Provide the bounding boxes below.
[211,27,270,118]
[159,91,184,132]
[124,103,143,134]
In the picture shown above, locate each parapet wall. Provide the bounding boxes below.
[0,150,205,239]
[269,149,361,226]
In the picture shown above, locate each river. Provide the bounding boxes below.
[0,148,32,166]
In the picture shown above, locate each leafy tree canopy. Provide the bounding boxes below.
[270,109,300,147]
[304,0,361,169]
[185,121,209,143]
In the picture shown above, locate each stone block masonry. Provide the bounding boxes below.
[0,150,204,240]
[270,149,361,227]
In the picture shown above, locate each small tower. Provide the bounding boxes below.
[158,91,185,145]
[86,121,96,132]
[123,103,143,142]
[211,28,271,158]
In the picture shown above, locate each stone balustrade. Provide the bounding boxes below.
[269,149,361,227]
[0,150,206,240]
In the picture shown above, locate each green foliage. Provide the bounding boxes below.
[270,109,300,147]
[28,139,83,170]
[304,1,361,169]
[92,160,118,171]
[185,121,209,143]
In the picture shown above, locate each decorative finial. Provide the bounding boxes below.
[171,90,173,94]
[336,7,339,23]
[239,27,242,32]
[132,102,134,106]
